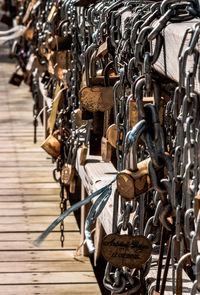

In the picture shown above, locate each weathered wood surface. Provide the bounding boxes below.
[0,61,101,295]
[154,19,200,93]
[76,148,117,235]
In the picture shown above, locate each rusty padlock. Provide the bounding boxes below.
[116,120,151,200]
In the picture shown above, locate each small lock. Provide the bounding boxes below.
[101,136,112,162]
[106,124,123,149]
[80,119,92,165]
[129,96,155,129]
[61,164,75,185]
[9,72,24,86]
[69,178,76,194]
[41,134,61,159]
[117,158,151,200]
[80,144,88,166]
[117,120,152,200]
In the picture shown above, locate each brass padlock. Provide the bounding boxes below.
[117,158,151,200]
[69,177,76,194]
[95,37,109,60]
[80,119,92,165]
[106,124,123,149]
[128,98,138,129]
[41,134,61,159]
[128,96,155,128]
[116,120,152,200]
[61,164,75,185]
[101,136,112,162]
[80,144,88,166]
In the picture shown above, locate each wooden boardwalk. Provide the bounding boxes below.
[0,62,101,295]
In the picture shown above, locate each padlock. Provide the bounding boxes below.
[117,157,151,200]
[101,136,112,162]
[9,71,24,86]
[80,119,92,165]
[80,144,88,166]
[116,120,152,200]
[69,177,76,194]
[128,98,138,129]
[95,37,109,60]
[128,95,155,129]
[41,134,61,159]
[61,164,75,185]
[106,124,123,149]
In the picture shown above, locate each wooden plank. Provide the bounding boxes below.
[0,260,92,272]
[0,284,100,295]
[0,188,59,195]
[0,215,74,224]
[154,19,200,93]
[0,177,57,183]
[0,149,44,153]
[0,167,54,172]
[0,172,53,178]
[0,183,59,189]
[0,240,79,250]
[0,202,61,209]
[0,195,60,202]
[0,250,77,261]
[0,222,78,232]
[0,156,51,161]
[0,272,97,284]
[0,208,61,216]
[76,148,116,235]
[0,161,52,167]
[0,232,79,241]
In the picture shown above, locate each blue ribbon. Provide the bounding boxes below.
[85,185,112,253]
[33,177,116,247]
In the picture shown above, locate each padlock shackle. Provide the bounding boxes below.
[135,77,161,118]
[85,43,98,87]
[124,119,146,171]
